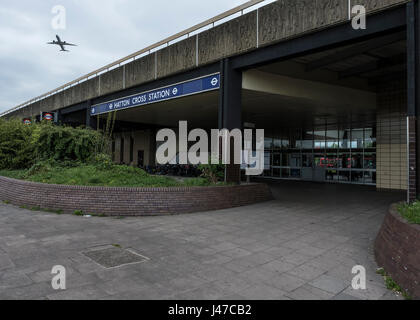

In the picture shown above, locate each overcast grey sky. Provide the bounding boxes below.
[0,0,274,113]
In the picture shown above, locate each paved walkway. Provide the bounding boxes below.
[0,182,405,300]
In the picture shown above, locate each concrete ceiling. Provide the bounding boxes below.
[257,31,407,92]
[242,89,376,132]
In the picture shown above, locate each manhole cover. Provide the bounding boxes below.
[82,245,149,268]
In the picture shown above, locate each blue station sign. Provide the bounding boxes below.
[91,73,220,116]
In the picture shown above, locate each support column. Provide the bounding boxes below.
[56,109,62,125]
[407,1,419,202]
[85,100,96,129]
[149,128,157,166]
[219,58,242,184]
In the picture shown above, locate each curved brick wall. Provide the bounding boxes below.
[375,204,420,299]
[0,176,273,216]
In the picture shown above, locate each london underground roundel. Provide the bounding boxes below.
[43,113,53,121]
[23,118,32,125]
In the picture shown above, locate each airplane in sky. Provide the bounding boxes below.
[47,35,77,52]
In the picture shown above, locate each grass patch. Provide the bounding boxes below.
[42,208,63,215]
[90,213,106,217]
[0,170,26,180]
[2,200,10,204]
[0,163,220,188]
[376,268,412,300]
[397,201,420,224]
[73,210,84,216]
[21,205,63,215]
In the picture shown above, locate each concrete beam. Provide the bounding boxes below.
[352,0,409,14]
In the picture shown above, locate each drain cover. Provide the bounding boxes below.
[82,245,149,268]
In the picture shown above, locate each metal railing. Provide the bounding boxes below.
[1,0,266,117]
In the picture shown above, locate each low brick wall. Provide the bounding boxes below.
[0,176,273,216]
[375,204,420,299]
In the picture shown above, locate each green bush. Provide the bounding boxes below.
[35,123,103,163]
[197,156,225,184]
[397,201,420,224]
[0,119,106,170]
[0,119,36,169]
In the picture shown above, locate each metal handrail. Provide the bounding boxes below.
[1,0,265,117]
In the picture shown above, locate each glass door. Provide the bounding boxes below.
[302,153,313,181]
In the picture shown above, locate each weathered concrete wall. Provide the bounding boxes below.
[80,77,100,101]
[4,0,409,119]
[100,65,124,96]
[125,53,155,88]
[157,36,197,77]
[352,0,409,13]
[258,0,347,47]
[198,11,257,65]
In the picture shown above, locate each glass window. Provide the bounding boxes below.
[351,129,364,149]
[282,153,289,167]
[260,125,376,186]
[326,130,339,149]
[325,153,338,168]
[290,129,301,149]
[339,171,350,182]
[264,137,273,150]
[273,153,281,166]
[290,154,301,167]
[352,171,364,183]
[364,171,376,184]
[314,130,325,150]
[352,153,363,169]
[364,128,376,148]
[326,169,339,182]
[302,154,313,168]
[338,153,351,169]
[339,129,351,149]
[364,153,376,169]
[264,152,271,170]
[273,138,281,149]
[299,130,314,149]
[314,154,325,168]
[281,139,290,149]
[291,168,301,178]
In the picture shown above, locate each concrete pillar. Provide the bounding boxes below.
[85,100,97,129]
[149,129,157,166]
[219,58,242,184]
[407,2,419,202]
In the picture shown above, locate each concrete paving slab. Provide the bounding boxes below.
[0,181,405,300]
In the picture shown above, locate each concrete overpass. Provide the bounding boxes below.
[3,0,420,202]
[1,0,408,120]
